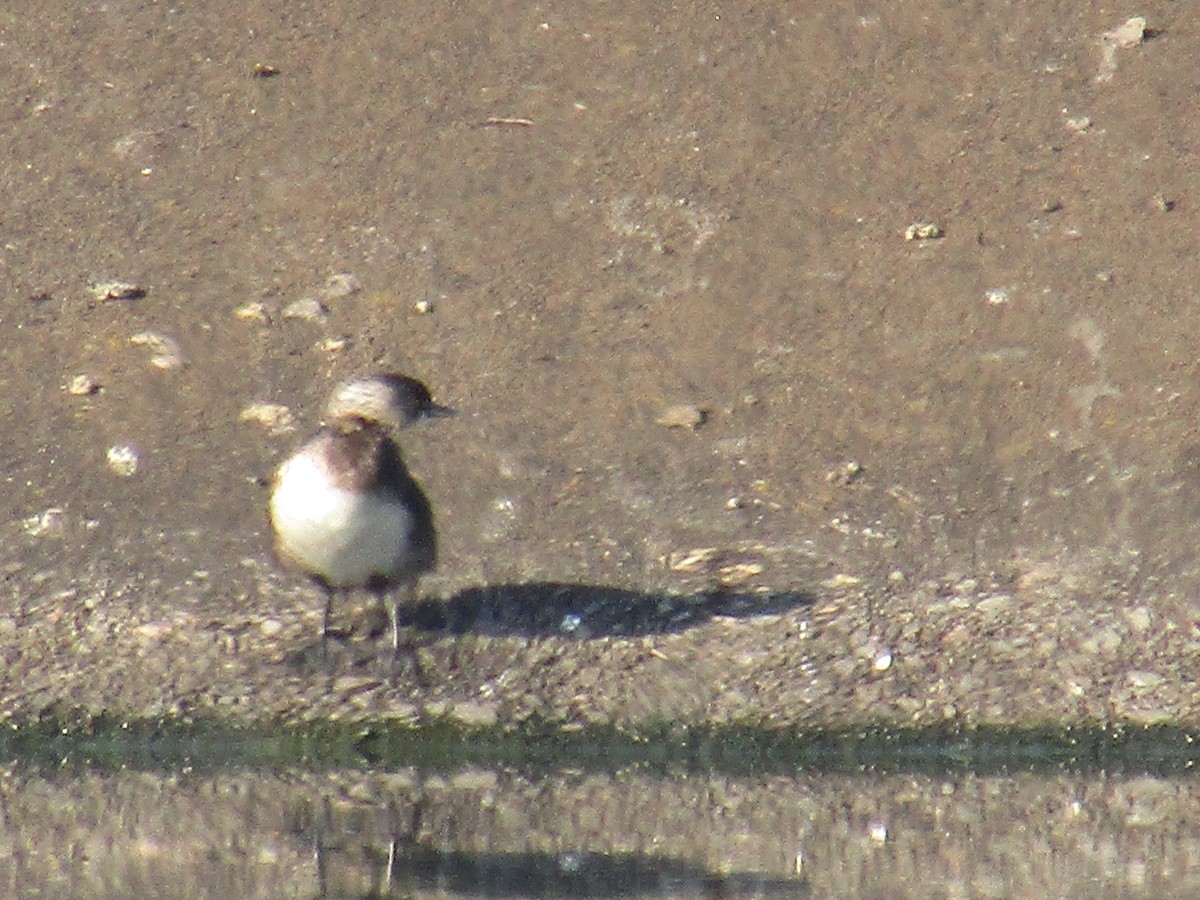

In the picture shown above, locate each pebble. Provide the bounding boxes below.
[657,403,707,429]
[106,444,139,477]
[718,561,763,586]
[1102,15,1146,49]
[258,618,284,637]
[234,301,269,322]
[90,281,146,301]
[975,595,1013,615]
[381,703,420,724]
[129,331,185,369]
[1125,670,1164,690]
[319,336,349,353]
[903,222,943,241]
[65,374,100,396]
[22,507,65,537]
[1123,606,1152,631]
[332,675,383,694]
[449,700,499,727]
[322,272,363,299]
[668,548,717,572]
[1097,16,1147,82]
[826,460,863,485]
[133,620,173,641]
[239,402,296,435]
[281,297,328,323]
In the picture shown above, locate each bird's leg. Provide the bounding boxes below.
[385,579,418,655]
[321,583,335,659]
[381,579,428,682]
[387,589,402,656]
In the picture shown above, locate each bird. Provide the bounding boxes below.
[269,374,449,661]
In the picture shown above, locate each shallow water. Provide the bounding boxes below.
[3,721,1200,897]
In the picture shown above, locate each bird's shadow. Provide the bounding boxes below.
[410,581,814,639]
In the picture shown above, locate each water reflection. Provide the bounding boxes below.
[2,764,1198,897]
[297,774,806,897]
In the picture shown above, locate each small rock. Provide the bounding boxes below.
[22,507,65,537]
[975,595,1013,615]
[667,547,717,572]
[90,281,146,302]
[903,222,943,241]
[239,402,296,435]
[1126,670,1164,690]
[414,298,433,314]
[106,444,139,477]
[129,331,186,369]
[318,336,349,353]
[1102,15,1146,50]
[382,703,420,724]
[718,561,764,586]
[1097,16,1147,83]
[259,618,284,637]
[1124,606,1152,632]
[826,460,863,485]
[657,403,707,430]
[282,297,328,323]
[133,620,173,641]
[65,374,100,396]
[332,675,383,694]
[322,273,363,299]
[234,301,269,322]
[449,700,499,727]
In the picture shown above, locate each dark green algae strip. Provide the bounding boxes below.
[4,714,1200,777]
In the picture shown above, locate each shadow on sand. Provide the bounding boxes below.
[285,581,813,672]
[413,581,814,639]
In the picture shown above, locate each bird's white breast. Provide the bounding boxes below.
[269,451,413,587]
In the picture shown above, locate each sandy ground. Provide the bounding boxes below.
[3,2,1200,895]
[4,0,1198,731]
